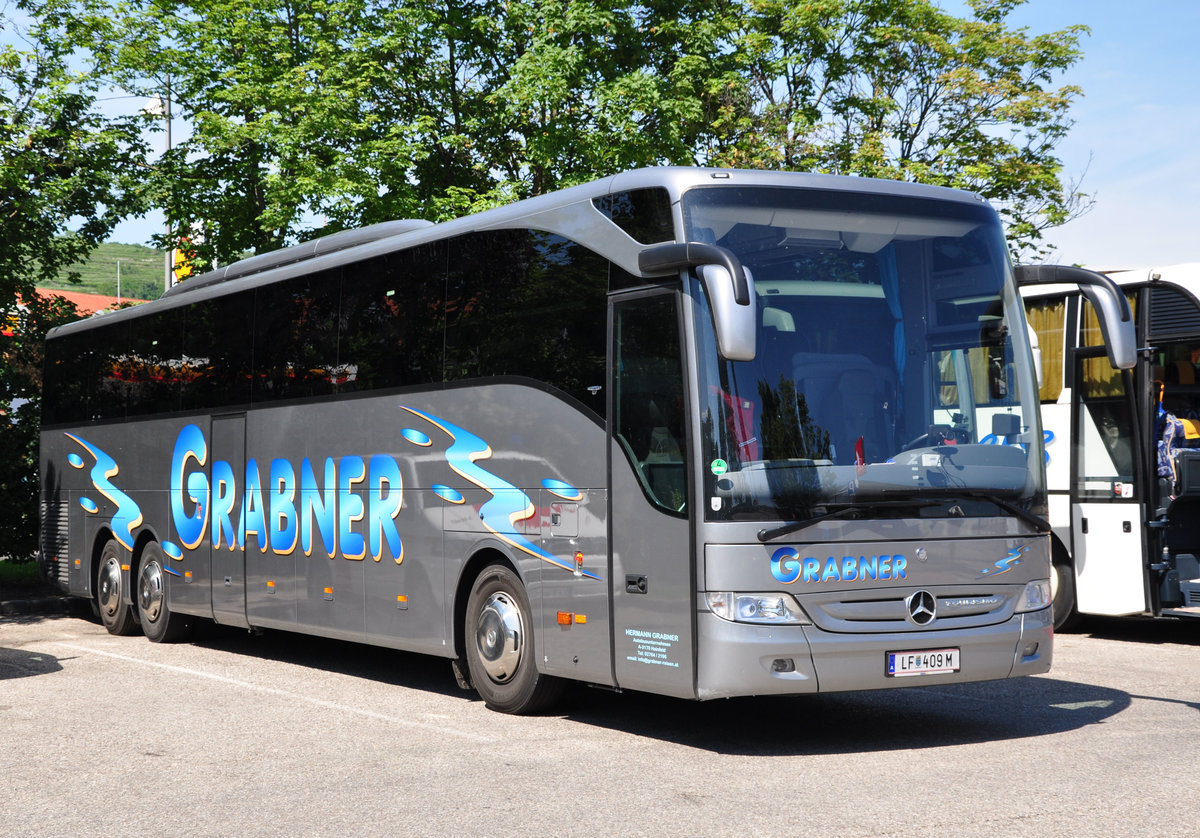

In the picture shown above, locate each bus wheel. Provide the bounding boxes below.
[96,539,139,636]
[136,543,193,643]
[464,564,563,714]
[1051,555,1081,631]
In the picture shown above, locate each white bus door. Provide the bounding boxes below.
[1071,355,1147,615]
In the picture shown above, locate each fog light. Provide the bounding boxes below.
[1022,642,1039,658]
[771,658,795,673]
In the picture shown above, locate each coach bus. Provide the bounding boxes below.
[39,168,1133,713]
[1020,262,1200,628]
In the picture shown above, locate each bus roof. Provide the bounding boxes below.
[1103,262,1200,287]
[49,167,988,339]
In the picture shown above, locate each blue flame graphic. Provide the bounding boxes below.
[979,545,1030,576]
[400,407,600,580]
[66,434,145,552]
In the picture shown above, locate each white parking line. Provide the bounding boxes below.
[51,641,496,743]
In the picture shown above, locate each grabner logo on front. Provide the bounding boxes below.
[905,590,937,625]
[770,547,908,584]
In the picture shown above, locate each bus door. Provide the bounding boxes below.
[609,292,696,698]
[1070,352,1148,615]
[209,414,250,628]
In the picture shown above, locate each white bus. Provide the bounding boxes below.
[39,168,1132,712]
[1021,262,1200,627]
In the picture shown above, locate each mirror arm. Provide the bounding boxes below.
[1015,264,1136,369]
[639,242,750,305]
[1014,264,1132,322]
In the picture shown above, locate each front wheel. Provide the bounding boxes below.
[136,543,193,643]
[96,539,139,636]
[464,564,563,714]
[1051,553,1081,631]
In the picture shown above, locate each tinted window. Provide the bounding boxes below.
[42,330,95,425]
[339,243,445,393]
[91,318,129,422]
[125,308,182,416]
[445,230,607,418]
[613,293,687,513]
[594,188,674,244]
[253,270,341,402]
[181,293,254,411]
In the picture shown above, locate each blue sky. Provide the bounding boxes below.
[28,2,1197,269]
[1002,0,1200,269]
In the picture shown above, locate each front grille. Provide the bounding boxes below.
[40,501,70,587]
[801,586,1017,633]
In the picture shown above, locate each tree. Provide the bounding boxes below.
[721,0,1088,259]
[50,0,1086,264]
[59,0,734,263]
[0,10,150,558]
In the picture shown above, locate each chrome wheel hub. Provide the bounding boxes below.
[138,560,165,623]
[98,555,122,618]
[475,592,523,683]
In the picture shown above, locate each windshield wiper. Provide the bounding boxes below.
[757,500,940,542]
[878,488,1052,533]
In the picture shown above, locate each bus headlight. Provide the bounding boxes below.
[706,592,810,625]
[1015,579,1052,613]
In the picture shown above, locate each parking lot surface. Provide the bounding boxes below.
[2,612,1197,837]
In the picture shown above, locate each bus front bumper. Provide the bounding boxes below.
[694,608,1052,700]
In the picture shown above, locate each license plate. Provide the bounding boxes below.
[886,648,960,677]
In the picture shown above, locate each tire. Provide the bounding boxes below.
[1051,553,1081,631]
[96,539,140,636]
[464,564,563,714]
[136,542,193,643]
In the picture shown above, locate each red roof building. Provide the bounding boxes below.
[36,288,150,316]
[3,289,150,337]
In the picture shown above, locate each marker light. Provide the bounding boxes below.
[706,592,810,625]
[1015,579,1052,613]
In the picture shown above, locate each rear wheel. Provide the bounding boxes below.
[96,539,139,636]
[136,542,193,643]
[464,564,562,714]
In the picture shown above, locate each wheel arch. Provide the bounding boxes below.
[89,527,116,586]
[132,528,160,567]
[1050,528,1073,568]
[1049,527,1081,630]
[452,546,520,660]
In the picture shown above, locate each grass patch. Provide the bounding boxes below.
[42,241,165,301]
[0,559,41,586]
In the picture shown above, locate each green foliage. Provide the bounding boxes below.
[40,0,1085,266]
[0,293,80,559]
[722,0,1088,259]
[0,10,151,558]
[0,556,42,580]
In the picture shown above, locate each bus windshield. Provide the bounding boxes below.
[683,185,1043,522]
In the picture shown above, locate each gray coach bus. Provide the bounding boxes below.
[38,168,1133,713]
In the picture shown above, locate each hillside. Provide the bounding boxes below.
[44,242,166,302]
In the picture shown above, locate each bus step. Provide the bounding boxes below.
[1160,606,1200,618]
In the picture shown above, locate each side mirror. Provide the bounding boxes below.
[1015,264,1136,370]
[697,264,756,361]
[639,242,757,361]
